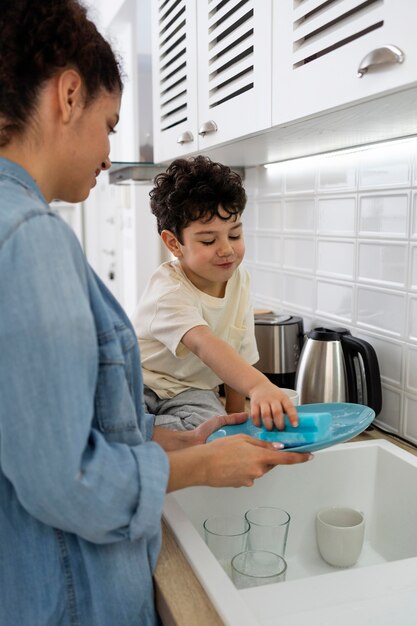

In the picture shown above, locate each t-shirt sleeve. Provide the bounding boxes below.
[150,287,209,357]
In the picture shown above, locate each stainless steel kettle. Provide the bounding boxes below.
[295,327,382,415]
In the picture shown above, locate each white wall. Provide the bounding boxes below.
[243,137,417,445]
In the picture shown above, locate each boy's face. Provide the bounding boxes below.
[165,206,245,296]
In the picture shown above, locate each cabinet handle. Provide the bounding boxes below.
[198,120,218,137]
[176,130,194,145]
[357,45,405,78]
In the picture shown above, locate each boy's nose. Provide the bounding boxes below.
[217,241,234,257]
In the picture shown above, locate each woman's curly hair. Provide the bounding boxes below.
[0,0,123,146]
[149,156,247,242]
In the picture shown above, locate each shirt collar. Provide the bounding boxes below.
[0,157,47,205]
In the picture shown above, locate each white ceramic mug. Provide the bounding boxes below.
[280,388,299,406]
[316,506,365,567]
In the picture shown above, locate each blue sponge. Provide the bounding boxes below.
[259,412,332,447]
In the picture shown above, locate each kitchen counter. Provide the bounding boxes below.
[153,425,417,626]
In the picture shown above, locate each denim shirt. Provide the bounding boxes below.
[0,158,169,626]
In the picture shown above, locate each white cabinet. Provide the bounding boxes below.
[151,0,272,163]
[151,0,199,162]
[100,0,153,164]
[273,0,417,125]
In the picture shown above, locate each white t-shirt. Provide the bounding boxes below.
[132,260,259,399]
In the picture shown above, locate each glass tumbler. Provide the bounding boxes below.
[203,515,250,576]
[231,550,287,589]
[245,506,290,556]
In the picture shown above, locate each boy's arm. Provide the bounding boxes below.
[224,384,246,414]
[182,325,298,430]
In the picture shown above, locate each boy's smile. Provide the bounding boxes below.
[162,206,245,297]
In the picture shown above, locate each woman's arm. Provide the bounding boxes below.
[153,412,313,492]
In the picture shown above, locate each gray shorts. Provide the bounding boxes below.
[144,386,225,431]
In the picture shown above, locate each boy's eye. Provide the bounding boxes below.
[229,234,241,240]
[108,126,117,135]
[201,240,215,246]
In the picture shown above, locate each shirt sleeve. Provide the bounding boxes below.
[150,287,209,357]
[0,213,168,544]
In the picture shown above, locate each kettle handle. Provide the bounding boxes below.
[342,335,382,415]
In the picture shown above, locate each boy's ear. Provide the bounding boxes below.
[161,230,182,257]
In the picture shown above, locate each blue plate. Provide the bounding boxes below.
[206,403,375,453]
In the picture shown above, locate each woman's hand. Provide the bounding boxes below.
[153,412,249,451]
[165,431,313,492]
[200,435,313,488]
[154,411,312,493]
[249,381,298,430]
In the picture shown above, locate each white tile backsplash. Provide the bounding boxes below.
[316,280,353,321]
[317,239,355,279]
[284,165,316,193]
[254,267,283,301]
[403,396,417,444]
[408,297,417,342]
[245,139,417,442]
[256,235,282,266]
[406,346,417,393]
[357,242,407,287]
[257,200,282,230]
[283,198,315,231]
[282,274,315,311]
[358,194,409,238]
[377,386,402,434]
[358,142,412,189]
[318,153,357,191]
[317,197,356,235]
[283,237,315,272]
[411,193,417,239]
[357,287,405,336]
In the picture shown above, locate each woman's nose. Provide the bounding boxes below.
[101,158,111,171]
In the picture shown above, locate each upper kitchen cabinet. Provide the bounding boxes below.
[151,0,272,163]
[273,0,417,125]
[103,0,154,163]
[151,0,199,162]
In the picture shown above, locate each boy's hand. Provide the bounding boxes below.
[249,382,298,431]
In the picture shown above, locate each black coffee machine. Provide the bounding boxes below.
[254,313,304,388]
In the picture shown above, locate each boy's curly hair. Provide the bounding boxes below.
[149,156,246,242]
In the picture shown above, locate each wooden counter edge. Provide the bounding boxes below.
[154,519,225,626]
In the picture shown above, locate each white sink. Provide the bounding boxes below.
[163,440,417,626]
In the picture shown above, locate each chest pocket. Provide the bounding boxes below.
[94,322,143,445]
[227,324,247,351]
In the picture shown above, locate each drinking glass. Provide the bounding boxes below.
[231,550,287,589]
[203,515,250,576]
[245,506,290,556]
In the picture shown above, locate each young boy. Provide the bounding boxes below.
[132,156,298,431]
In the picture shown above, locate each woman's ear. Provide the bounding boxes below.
[57,69,83,124]
[161,230,182,257]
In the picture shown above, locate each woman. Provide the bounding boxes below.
[0,2,312,625]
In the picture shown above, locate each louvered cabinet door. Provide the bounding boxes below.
[151,0,199,163]
[196,0,272,150]
[273,0,417,126]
